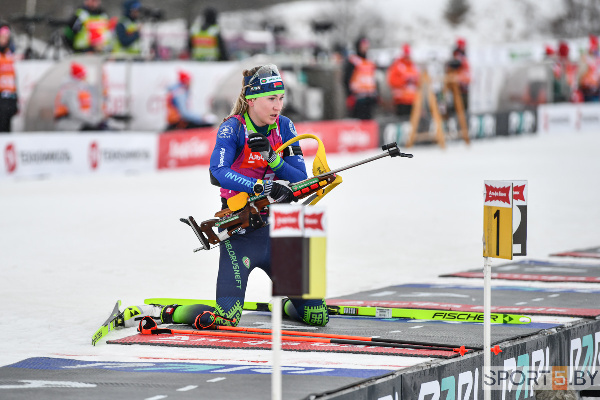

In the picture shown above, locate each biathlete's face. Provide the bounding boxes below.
[247,94,284,127]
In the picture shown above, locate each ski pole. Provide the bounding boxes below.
[137,317,467,354]
[208,324,476,352]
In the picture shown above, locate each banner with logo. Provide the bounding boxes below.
[157,128,216,169]
[295,120,379,155]
[324,319,600,400]
[538,103,600,134]
[1,133,157,179]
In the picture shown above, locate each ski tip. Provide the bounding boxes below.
[520,316,531,324]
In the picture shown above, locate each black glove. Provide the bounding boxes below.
[248,133,276,163]
[264,180,297,203]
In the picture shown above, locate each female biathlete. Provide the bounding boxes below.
[158,64,329,330]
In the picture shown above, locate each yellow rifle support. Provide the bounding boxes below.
[276,134,342,206]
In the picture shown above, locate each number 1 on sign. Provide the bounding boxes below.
[494,209,500,256]
[484,206,513,260]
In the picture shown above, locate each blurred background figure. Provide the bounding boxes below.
[387,43,421,117]
[343,36,378,119]
[0,23,18,133]
[111,0,142,57]
[64,0,111,53]
[165,70,214,131]
[578,34,600,102]
[445,37,470,112]
[188,7,228,61]
[552,40,581,103]
[54,62,106,131]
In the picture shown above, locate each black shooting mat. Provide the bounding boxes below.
[551,246,600,259]
[0,357,392,400]
[439,259,600,283]
[329,283,600,317]
[234,312,551,349]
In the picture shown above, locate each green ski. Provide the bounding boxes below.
[92,300,124,346]
[144,298,531,324]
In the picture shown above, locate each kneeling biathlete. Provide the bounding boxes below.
[120,65,329,330]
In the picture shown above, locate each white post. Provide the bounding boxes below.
[483,256,492,400]
[271,295,282,400]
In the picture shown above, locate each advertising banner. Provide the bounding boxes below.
[537,103,600,134]
[0,133,157,179]
[295,120,379,155]
[325,319,600,400]
[157,128,216,169]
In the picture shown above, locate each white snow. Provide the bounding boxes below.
[1,130,599,371]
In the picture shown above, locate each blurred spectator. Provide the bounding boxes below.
[165,70,214,130]
[552,41,581,103]
[64,0,111,53]
[445,37,470,112]
[0,24,18,133]
[579,35,600,102]
[343,36,378,119]
[387,43,421,117]
[189,7,228,61]
[54,62,106,131]
[112,0,142,57]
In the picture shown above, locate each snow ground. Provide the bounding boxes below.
[1,130,599,371]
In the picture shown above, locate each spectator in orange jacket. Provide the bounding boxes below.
[0,24,18,133]
[387,43,420,117]
[343,36,378,119]
[552,41,581,103]
[579,35,600,102]
[54,62,106,131]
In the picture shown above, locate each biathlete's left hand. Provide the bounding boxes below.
[248,133,276,163]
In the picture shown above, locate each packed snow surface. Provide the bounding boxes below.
[1,130,599,370]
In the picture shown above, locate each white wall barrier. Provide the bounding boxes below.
[0,133,158,180]
[537,103,600,134]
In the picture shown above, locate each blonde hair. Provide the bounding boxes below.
[224,66,262,121]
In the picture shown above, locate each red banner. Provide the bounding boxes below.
[294,119,379,156]
[272,210,302,231]
[484,184,511,204]
[157,128,216,169]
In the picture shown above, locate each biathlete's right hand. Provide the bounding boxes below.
[263,180,297,203]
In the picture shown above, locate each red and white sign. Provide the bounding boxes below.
[484,183,513,207]
[4,142,17,173]
[303,207,327,237]
[85,134,157,173]
[269,204,303,237]
[512,181,528,206]
[537,103,600,134]
[0,133,158,179]
[157,128,216,169]
[294,120,379,156]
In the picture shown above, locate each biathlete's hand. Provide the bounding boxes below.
[248,133,276,163]
[264,180,297,204]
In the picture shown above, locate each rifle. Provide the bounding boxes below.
[181,136,413,252]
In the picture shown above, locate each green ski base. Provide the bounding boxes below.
[144,298,531,325]
[92,300,123,346]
